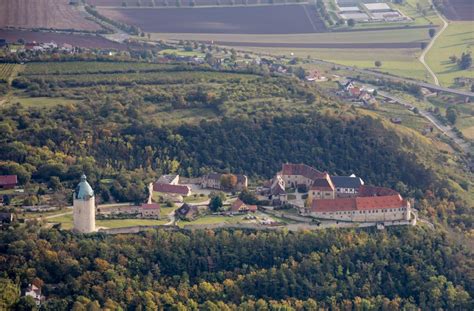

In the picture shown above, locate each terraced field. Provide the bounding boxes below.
[0,64,17,82]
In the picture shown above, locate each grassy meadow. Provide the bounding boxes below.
[425,22,474,88]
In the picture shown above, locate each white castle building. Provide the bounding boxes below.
[73,174,96,233]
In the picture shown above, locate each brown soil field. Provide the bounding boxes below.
[0,29,127,50]
[88,0,299,7]
[0,0,102,31]
[212,41,425,49]
[441,0,473,21]
[98,4,327,34]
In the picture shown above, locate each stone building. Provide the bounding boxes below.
[308,173,336,201]
[306,191,411,223]
[280,163,325,188]
[201,173,248,191]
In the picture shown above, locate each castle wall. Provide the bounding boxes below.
[73,196,96,233]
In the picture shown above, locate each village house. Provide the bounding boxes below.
[0,212,15,228]
[24,284,44,306]
[308,173,336,201]
[139,203,160,218]
[175,203,199,221]
[280,163,326,189]
[0,175,17,189]
[229,199,257,214]
[305,69,327,82]
[201,173,248,191]
[258,174,287,204]
[330,174,364,197]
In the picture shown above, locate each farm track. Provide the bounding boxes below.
[419,0,449,86]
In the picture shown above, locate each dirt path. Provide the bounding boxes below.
[418,0,449,86]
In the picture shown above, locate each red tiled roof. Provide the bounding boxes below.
[153,183,190,195]
[312,197,356,212]
[140,203,160,210]
[356,195,405,210]
[357,185,398,197]
[281,163,324,181]
[311,194,406,212]
[0,175,17,186]
[231,199,257,212]
[350,87,361,96]
[310,173,335,191]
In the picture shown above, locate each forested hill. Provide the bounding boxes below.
[2,106,433,195]
[0,226,472,309]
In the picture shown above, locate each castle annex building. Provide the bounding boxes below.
[73,174,96,233]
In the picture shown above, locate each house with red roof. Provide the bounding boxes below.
[139,203,160,219]
[153,182,191,197]
[307,192,411,222]
[229,199,257,214]
[0,175,17,189]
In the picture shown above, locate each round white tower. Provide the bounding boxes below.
[73,174,96,233]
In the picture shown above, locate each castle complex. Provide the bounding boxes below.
[73,174,96,233]
[274,163,412,223]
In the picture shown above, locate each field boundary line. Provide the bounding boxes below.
[419,0,449,86]
[302,4,319,32]
[95,3,312,9]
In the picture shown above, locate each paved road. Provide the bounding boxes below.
[310,59,474,98]
[378,91,471,153]
[418,0,449,86]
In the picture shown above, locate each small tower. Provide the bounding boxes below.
[73,174,96,233]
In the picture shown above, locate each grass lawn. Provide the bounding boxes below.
[48,214,169,230]
[371,102,431,132]
[183,195,209,203]
[6,96,78,109]
[21,208,71,219]
[160,206,177,217]
[49,214,73,229]
[425,22,474,88]
[96,218,168,228]
[178,214,244,227]
[145,106,218,125]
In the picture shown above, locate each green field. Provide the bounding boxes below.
[425,22,474,88]
[241,46,431,82]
